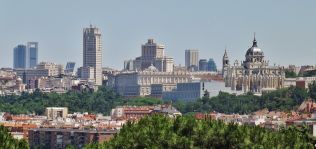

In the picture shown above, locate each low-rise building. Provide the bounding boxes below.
[162,81,242,101]
[111,105,181,120]
[45,107,68,120]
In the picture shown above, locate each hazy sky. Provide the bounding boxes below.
[1,0,316,70]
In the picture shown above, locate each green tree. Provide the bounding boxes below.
[0,125,29,149]
[285,70,297,78]
[85,115,314,149]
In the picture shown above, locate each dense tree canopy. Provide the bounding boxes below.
[0,125,29,149]
[84,115,315,149]
[0,87,161,115]
[303,70,316,77]
[0,85,312,115]
[172,86,309,114]
[285,70,297,78]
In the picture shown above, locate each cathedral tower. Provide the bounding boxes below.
[222,49,230,77]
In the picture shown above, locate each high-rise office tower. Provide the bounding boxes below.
[185,49,199,71]
[199,59,208,71]
[83,25,102,86]
[65,62,76,75]
[27,42,38,68]
[13,45,27,69]
[207,58,217,72]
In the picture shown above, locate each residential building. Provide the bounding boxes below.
[37,62,64,76]
[14,69,49,87]
[185,49,199,71]
[14,62,64,87]
[0,70,25,94]
[140,38,165,70]
[127,39,174,72]
[111,105,181,120]
[83,25,102,86]
[28,128,117,149]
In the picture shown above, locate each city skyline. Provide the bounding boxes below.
[1,1,316,70]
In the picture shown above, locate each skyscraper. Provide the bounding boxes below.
[199,59,208,71]
[207,58,217,72]
[64,62,76,75]
[13,45,27,69]
[185,49,199,71]
[83,25,102,86]
[27,42,38,68]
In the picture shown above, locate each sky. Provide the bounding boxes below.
[0,0,316,70]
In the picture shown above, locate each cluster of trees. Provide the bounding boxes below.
[0,87,161,115]
[1,84,315,115]
[84,115,315,148]
[0,86,121,115]
[285,70,298,78]
[172,86,309,114]
[302,69,316,77]
[0,125,29,149]
[285,69,316,78]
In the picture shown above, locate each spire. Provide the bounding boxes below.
[223,48,228,58]
[252,32,258,47]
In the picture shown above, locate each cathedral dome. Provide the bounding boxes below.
[246,37,263,57]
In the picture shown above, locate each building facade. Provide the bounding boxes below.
[199,59,208,71]
[28,128,116,149]
[131,39,174,72]
[13,45,27,69]
[13,42,38,69]
[37,62,64,76]
[64,62,76,76]
[45,107,68,120]
[77,66,96,84]
[224,36,285,93]
[14,62,64,88]
[108,68,192,97]
[27,42,38,68]
[207,58,217,72]
[185,49,199,71]
[83,25,102,86]
[222,49,229,77]
[162,81,240,101]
